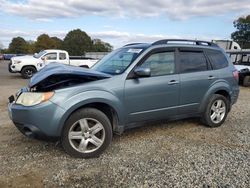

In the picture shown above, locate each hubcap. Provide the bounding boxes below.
[68,118,105,153]
[25,69,33,77]
[210,99,226,124]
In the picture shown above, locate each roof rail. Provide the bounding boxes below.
[152,39,219,47]
[123,43,145,47]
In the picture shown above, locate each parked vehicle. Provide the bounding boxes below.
[8,39,239,158]
[212,40,241,50]
[227,50,250,86]
[4,54,25,60]
[8,49,98,79]
[0,54,4,60]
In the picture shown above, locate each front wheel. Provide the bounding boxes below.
[61,108,112,158]
[201,94,229,127]
[21,66,37,79]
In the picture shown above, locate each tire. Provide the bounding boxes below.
[243,75,250,87]
[201,94,229,127]
[61,108,113,158]
[21,66,37,79]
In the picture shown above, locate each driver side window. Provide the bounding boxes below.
[44,53,57,60]
[139,51,175,76]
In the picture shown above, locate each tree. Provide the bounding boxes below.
[92,39,113,52]
[8,37,29,54]
[63,29,92,55]
[35,34,55,52]
[231,15,250,49]
[51,37,63,49]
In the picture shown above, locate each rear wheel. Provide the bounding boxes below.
[61,108,112,158]
[201,94,229,127]
[21,66,37,79]
[243,75,250,87]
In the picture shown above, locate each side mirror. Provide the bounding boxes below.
[34,53,38,56]
[134,67,151,78]
[41,57,45,61]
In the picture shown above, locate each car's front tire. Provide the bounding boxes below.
[201,94,229,127]
[21,66,37,79]
[61,108,113,158]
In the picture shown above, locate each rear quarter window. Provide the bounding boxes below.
[206,50,228,69]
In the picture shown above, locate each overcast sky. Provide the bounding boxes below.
[0,0,250,49]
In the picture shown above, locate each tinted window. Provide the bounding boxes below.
[206,50,228,69]
[44,53,57,60]
[139,51,175,76]
[59,53,66,60]
[179,51,207,73]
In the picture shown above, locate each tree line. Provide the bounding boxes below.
[1,29,113,55]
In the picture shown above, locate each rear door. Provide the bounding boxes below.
[124,48,180,123]
[58,52,68,64]
[177,48,217,114]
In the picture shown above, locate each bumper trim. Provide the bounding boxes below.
[14,122,59,141]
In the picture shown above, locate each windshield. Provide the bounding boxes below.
[33,50,47,58]
[92,48,144,75]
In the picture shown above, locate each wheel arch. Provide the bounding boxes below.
[58,97,125,136]
[21,65,37,72]
[199,82,232,113]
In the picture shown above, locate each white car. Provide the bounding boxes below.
[9,49,99,79]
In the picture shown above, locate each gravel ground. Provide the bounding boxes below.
[0,61,249,187]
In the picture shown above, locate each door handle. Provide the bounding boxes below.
[168,80,179,85]
[208,76,215,80]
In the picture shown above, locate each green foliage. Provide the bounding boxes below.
[62,29,93,55]
[92,39,113,52]
[8,37,29,54]
[231,15,250,49]
[6,29,113,55]
[35,34,61,52]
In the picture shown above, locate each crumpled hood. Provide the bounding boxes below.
[29,63,112,90]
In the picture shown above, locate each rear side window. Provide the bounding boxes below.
[179,51,208,73]
[206,50,228,69]
[59,53,66,60]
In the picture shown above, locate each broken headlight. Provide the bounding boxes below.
[16,92,54,106]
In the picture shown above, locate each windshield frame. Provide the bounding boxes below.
[33,50,47,58]
[92,47,146,75]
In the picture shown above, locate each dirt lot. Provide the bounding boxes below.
[0,60,249,187]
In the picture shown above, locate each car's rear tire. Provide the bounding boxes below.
[21,66,37,79]
[243,75,250,87]
[201,94,229,127]
[61,108,112,158]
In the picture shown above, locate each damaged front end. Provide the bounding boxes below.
[29,63,112,92]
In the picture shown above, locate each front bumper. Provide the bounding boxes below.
[8,100,66,140]
[8,62,19,73]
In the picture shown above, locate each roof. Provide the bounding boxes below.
[44,49,68,53]
[123,39,220,51]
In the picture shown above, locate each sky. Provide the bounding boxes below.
[0,0,250,49]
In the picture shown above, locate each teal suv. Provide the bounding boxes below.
[8,39,239,158]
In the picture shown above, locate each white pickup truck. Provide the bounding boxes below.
[8,49,99,79]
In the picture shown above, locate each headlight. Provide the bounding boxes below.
[14,60,22,64]
[16,92,54,106]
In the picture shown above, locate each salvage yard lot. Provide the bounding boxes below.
[0,60,249,187]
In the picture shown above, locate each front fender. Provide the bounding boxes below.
[53,90,125,134]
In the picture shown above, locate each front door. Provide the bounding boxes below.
[124,49,180,123]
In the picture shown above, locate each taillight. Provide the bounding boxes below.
[233,70,239,82]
